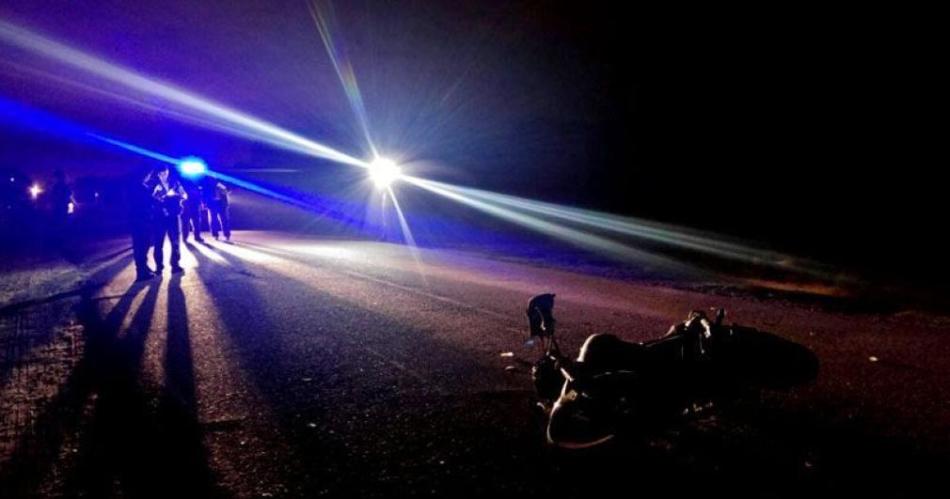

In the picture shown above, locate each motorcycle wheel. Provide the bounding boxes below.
[546,388,617,449]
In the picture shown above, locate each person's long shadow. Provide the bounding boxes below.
[71,271,222,498]
[155,273,217,491]
[0,258,151,496]
[1,254,224,497]
[70,277,162,496]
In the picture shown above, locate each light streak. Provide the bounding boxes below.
[89,133,179,164]
[307,0,377,156]
[187,240,230,264]
[85,134,325,214]
[0,20,369,168]
[206,240,275,263]
[408,177,834,278]
[387,186,428,284]
[404,176,697,275]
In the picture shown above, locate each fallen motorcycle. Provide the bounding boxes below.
[527,294,819,449]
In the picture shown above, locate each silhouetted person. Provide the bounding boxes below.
[181,181,205,243]
[527,293,556,351]
[49,169,75,246]
[146,165,185,274]
[129,168,157,281]
[208,180,231,242]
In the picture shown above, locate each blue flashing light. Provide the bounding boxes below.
[178,156,208,177]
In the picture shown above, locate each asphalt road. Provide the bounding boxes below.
[2,231,948,498]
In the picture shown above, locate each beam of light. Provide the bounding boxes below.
[387,187,417,249]
[91,136,310,209]
[87,134,323,216]
[0,94,110,147]
[85,133,328,213]
[307,0,377,157]
[88,133,179,164]
[0,99,372,231]
[177,240,200,269]
[387,186,428,284]
[0,20,369,169]
[403,176,697,275]
[74,129,379,230]
[206,240,275,264]
[229,168,300,173]
[200,169,387,231]
[456,185,768,262]
[0,96,196,172]
[204,170,316,210]
[187,240,230,265]
[286,244,354,259]
[368,157,403,189]
[407,177,835,278]
[2,58,318,153]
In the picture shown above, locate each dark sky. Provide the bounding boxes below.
[0,1,941,282]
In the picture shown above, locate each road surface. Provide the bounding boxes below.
[1,231,948,498]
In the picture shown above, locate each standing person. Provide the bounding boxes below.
[201,175,216,233]
[49,169,75,247]
[181,180,205,243]
[209,180,231,242]
[130,167,157,281]
[146,164,186,274]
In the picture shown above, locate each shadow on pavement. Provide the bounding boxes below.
[0,256,224,497]
[0,250,132,382]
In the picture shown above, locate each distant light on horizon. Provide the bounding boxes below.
[368,157,402,189]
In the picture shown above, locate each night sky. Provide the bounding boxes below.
[0,1,941,284]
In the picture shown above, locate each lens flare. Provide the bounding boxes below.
[368,157,402,189]
[307,0,377,157]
